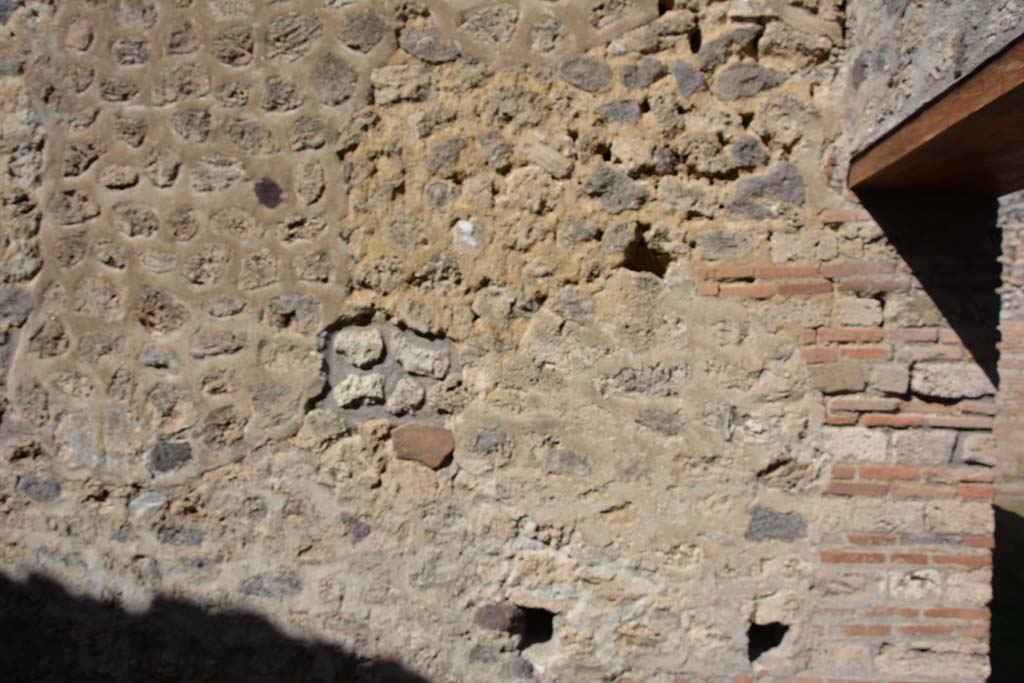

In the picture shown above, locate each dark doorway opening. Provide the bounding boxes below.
[991,505,1024,682]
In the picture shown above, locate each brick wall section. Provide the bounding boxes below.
[695,206,996,682]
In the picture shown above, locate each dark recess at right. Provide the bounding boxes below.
[747,621,788,662]
[518,607,555,650]
[688,26,702,53]
[622,231,671,277]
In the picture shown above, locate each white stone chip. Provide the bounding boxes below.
[333,373,385,407]
[453,219,478,250]
[334,327,384,368]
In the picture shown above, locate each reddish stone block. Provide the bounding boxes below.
[862,413,925,428]
[932,553,992,567]
[393,424,455,469]
[962,535,995,549]
[824,482,890,497]
[832,464,857,479]
[885,328,940,342]
[802,347,840,364]
[890,552,929,565]
[719,283,775,299]
[693,264,714,280]
[900,624,954,636]
[818,327,884,343]
[957,484,996,500]
[828,397,900,413]
[697,281,720,296]
[858,465,920,481]
[841,346,892,360]
[958,625,990,638]
[713,264,756,280]
[819,550,887,564]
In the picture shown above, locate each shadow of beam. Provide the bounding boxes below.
[0,572,433,683]
[857,190,1002,387]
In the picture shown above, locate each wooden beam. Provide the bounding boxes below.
[850,33,1024,196]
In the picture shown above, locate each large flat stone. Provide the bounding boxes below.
[394,425,454,469]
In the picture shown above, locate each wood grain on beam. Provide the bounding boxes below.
[850,34,1024,195]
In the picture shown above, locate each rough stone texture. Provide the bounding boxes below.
[745,506,807,542]
[620,57,666,89]
[891,430,957,466]
[149,440,192,473]
[595,99,641,124]
[334,327,385,368]
[333,373,386,407]
[996,194,1024,504]
[912,362,997,399]
[844,0,1024,155]
[672,59,703,97]
[559,57,612,92]
[0,2,1004,682]
[340,10,389,53]
[400,26,460,64]
[582,164,649,214]
[474,602,525,633]
[711,62,787,100]
[459,5,519,45]
[726,163,806,219]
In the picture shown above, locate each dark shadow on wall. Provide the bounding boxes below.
[857,190,1002,386]
[0,572,433,683]
[991,506,1024,682]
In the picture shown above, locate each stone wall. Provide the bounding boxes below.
[843,0,1024,156]
[0,1,1004,682]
